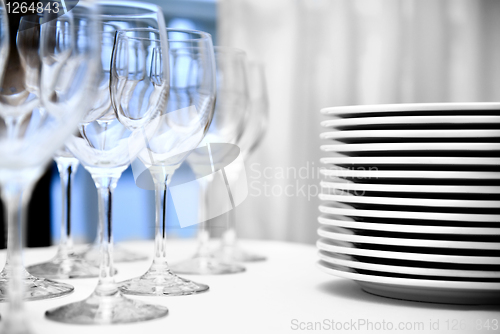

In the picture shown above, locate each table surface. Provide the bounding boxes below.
[0,240,498,334]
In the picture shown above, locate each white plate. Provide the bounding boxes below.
[318,251,500,278]
[320,156,500,165]
[320,142,500,153]
[320,102,500,116]
[320,180,500,193]
[321,115,500,128]
[318,193,500,208]
[320,129,500,140]
[317,226,500,250]
[318,214,500,235]
[320,168,500,179]
[316,238,500,265]
[319,203,500,223]
[317,260,500,304]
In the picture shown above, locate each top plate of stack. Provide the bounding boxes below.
[320,102,500,117]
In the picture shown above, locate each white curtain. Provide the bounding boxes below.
[217,0,500,244]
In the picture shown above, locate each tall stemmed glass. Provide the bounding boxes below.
[0,4,101,301]
[45,28,170,324]
[0,2,100,332]
[118,28,215,296]
[215,61,269,262]
[26,148,100,278]
[26,19,144,278]
[171,47,250,275]
[78,0,169,264]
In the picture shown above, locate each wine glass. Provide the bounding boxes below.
[0,2,100,332]
[170,47,250,275]
[214,61,269,262]
[118,28,215,296]
[77,0,170,264]
[45,28,169,324]
[0,4,101,301]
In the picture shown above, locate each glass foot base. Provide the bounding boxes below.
[26,254,100,279]
[80,243,148,264]
[45,291,168,324]
[0,271,74,301]
[119,264,209,296]
[170,256,245,275]
[213,245,267,263]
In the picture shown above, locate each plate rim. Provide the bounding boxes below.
[318,250,500,278]
[317,260,500,290]
[318,204,500,223]
[320,142,500,152]
[320,102,500,115]
[320,156,500,165]
[318,193,500,208]
[317,215,500,235]
[320,129,500,139]
[321,115,500,128]
[317,226,500,250]
[320,169,500,179]
[316,238,500,265]
[320,180,500,193]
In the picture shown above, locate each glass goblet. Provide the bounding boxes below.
[0,5,102,301]
[0,2,100,332]
[77,0,169,264]
[170,47,250,275]
[45,28,169,325]
[118,28,215,296]
[214,61,269,262]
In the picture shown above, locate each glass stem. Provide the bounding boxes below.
[196,178,211,257]
[92,174,120,297]
[54,157,79,259]
[1,180,33,317]
[151,173,170,268]
[222,209,237,248]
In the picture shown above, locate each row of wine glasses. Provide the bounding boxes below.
[170,47,251,275]
[170,50,270,274]
[0,0,269,329]
[26,0,168,281]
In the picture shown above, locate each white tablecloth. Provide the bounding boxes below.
[0,240,498,334]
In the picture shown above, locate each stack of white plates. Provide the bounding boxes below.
[317,103,500,305]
